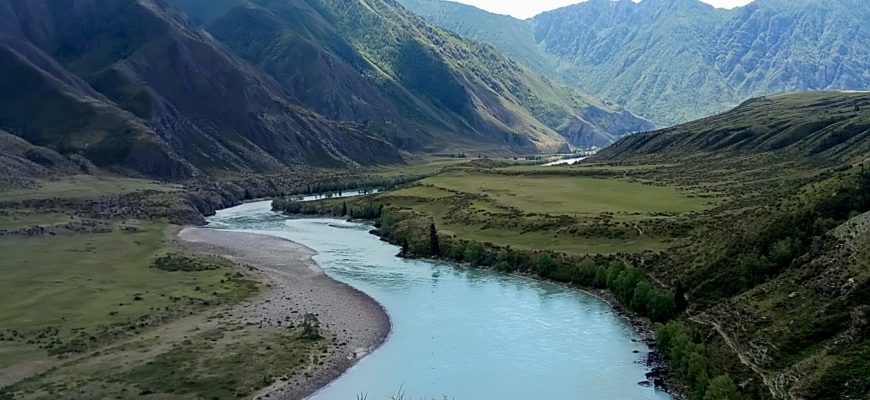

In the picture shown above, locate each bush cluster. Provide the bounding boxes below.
[656,322,741,400]
[272,198,384,220]
[151,253,218,272]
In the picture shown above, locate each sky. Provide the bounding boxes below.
[451,0,757,19]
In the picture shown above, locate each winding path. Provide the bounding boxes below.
[689,316,787,400]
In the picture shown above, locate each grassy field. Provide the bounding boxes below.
[439,223,667,254]
[0,219,259,371]
[425,170,711,215]
[0,174,344,399]
[373,165,715,254]
[498,163,675,174]
[0,175,181,202]
[7,323,326,400]
[0,176,273,398]
[367,157,472,178]
[0,211,70,230]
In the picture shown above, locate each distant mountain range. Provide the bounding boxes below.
[399,0,870,126]
[0,0,651,180]
[4,0,865,180]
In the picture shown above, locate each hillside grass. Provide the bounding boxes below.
[0,211,70,230]
[368,157,478,178]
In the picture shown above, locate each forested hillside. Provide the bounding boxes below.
[597,91,870,399]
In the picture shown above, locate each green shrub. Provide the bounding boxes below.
[152,254,218,272]
[300,314,321,340]
[494,261,513,272]
[448,242,465,261]
[704,375,740,400]
[533,254,557,276]
[657,322,727,400]
[463,242,486,265]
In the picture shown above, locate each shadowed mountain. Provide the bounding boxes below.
[168,0,652,151]
[399,0,870,127]
[0,0,402,179]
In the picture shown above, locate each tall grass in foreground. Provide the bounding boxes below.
[356,386,453,400]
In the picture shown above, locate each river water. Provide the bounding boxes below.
[207,201,671,400]
[543,156,588,166]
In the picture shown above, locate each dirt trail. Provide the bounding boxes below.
[690,316,787,399]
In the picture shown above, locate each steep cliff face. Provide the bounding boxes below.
[0,0,402,179]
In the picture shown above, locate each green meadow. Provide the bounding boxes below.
[0,178,290,399]
[0,175,181,202]
[374,165,716,254]
[425,170,710,214]
[0,219,259,371]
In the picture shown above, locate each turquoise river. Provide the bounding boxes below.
[207,201,673,400]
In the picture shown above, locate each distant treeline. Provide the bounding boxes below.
[272,198,384,220]
[284,173,433,197]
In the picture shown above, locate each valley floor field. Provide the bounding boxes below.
[0,175,391,400]
[373,165,717,255]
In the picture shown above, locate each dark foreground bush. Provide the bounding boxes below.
[151,253,218,272]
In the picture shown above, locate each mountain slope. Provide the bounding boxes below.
[397,0,558,77]
[0,0,402,179]
[598,91,870,164]
[593,91,870,399]
[168,0,652,150]
[399,0,870,127]
[0,32,195,178]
